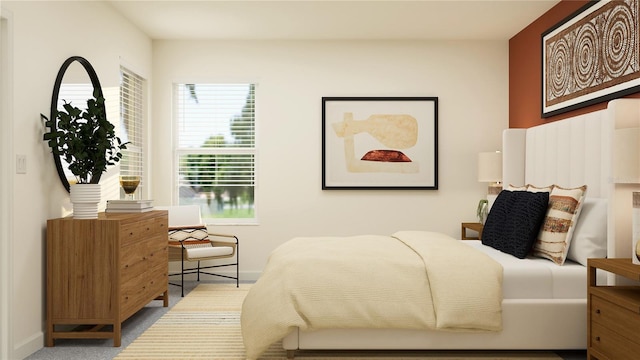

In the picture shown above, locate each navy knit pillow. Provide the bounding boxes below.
[482,190,549,259]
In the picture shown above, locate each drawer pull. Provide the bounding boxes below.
[595,336,600,342]
[595,309,601,314]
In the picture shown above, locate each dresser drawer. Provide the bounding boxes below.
[120,217,166,248]
[591,322,640,360]
[145,261,168,296]
[591,294,640,344]
[121,261,168,319]
[121,244,167,284]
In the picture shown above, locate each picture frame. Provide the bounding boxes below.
[541,0,640,118]
[322,96,438,190]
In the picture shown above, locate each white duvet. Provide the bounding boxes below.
[240,231,503,360]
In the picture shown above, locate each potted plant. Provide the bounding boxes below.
[42,89,127,218]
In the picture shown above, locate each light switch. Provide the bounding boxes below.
[16,154,26,174]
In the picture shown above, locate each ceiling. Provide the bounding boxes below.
[106,0,560,41]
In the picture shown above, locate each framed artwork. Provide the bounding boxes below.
[322,97,438,190]
[542,0,640,118]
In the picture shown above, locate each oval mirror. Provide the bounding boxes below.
[47,56,105,192]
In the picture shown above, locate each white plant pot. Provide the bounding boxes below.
[70,184,101,219]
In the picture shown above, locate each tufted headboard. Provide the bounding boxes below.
[502,98,640,262]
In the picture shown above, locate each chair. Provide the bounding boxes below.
[158,205,239,297]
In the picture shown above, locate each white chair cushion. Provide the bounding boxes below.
[185,246,234,259]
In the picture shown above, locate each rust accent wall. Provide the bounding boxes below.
[509,0,640,128]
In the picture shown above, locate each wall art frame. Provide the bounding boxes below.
[542,0,640,118]
[322,96,438,190]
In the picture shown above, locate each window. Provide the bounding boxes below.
[119,67,145,198]
[174,83,256,223]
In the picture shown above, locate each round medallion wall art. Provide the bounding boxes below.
[542,0,640,117]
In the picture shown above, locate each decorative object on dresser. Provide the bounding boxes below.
[587,258,640,360]
[46,211,169,347]
[41,56,128,219]
[106,199,154,213]
[477,150,502,212]
[68,183,101,219]
[119,175,141,200]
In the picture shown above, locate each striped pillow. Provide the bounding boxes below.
[532,185,587,265]
[168,225,209,245]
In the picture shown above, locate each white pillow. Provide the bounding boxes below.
[566,198,607,266]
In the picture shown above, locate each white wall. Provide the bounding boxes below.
[2,1,152,358]
[152,39,509,279]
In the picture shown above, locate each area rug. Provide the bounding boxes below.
[114,284,562,360]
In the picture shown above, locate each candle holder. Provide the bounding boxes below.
[119,176,140,200]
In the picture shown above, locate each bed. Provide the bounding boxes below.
[241,98,640,359]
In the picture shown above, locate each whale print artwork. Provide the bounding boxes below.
[322,97,438,190]
[332,112,419,173]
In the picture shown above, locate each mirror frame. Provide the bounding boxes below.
[48,56,105,192]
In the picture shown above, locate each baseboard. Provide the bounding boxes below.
[13,330,43,360]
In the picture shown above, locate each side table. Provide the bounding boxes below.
[461,222,483,240]
[587,258,640,359]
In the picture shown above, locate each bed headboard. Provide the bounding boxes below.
[503,110,611,198]
[502,98,640,261]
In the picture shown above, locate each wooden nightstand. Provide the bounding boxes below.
[461,222,483,240]
[587,258,640,360]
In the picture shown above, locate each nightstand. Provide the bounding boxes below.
[461,222,483,240]
[587,258,640,360]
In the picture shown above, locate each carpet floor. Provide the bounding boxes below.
[113,283,565,360]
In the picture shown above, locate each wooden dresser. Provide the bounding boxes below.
[587,258,640,360]
[46,210,169,347]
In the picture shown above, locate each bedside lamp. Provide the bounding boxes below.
[478,151,502,212]
[614,127,640,264]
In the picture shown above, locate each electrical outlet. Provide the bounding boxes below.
[16,154,26,174]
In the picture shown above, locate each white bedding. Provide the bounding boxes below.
[463,240,587,299]
[241,231,503,360]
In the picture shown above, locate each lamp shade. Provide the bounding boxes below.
[614,127,640,183]
[478,151,502,183]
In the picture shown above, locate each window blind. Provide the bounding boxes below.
[119,67,145,185]
[176,84,255,148]
[175,83,256,221]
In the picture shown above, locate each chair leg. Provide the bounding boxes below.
[236,242,240,287]
[197,261,201,282]
[181,251,185,297]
